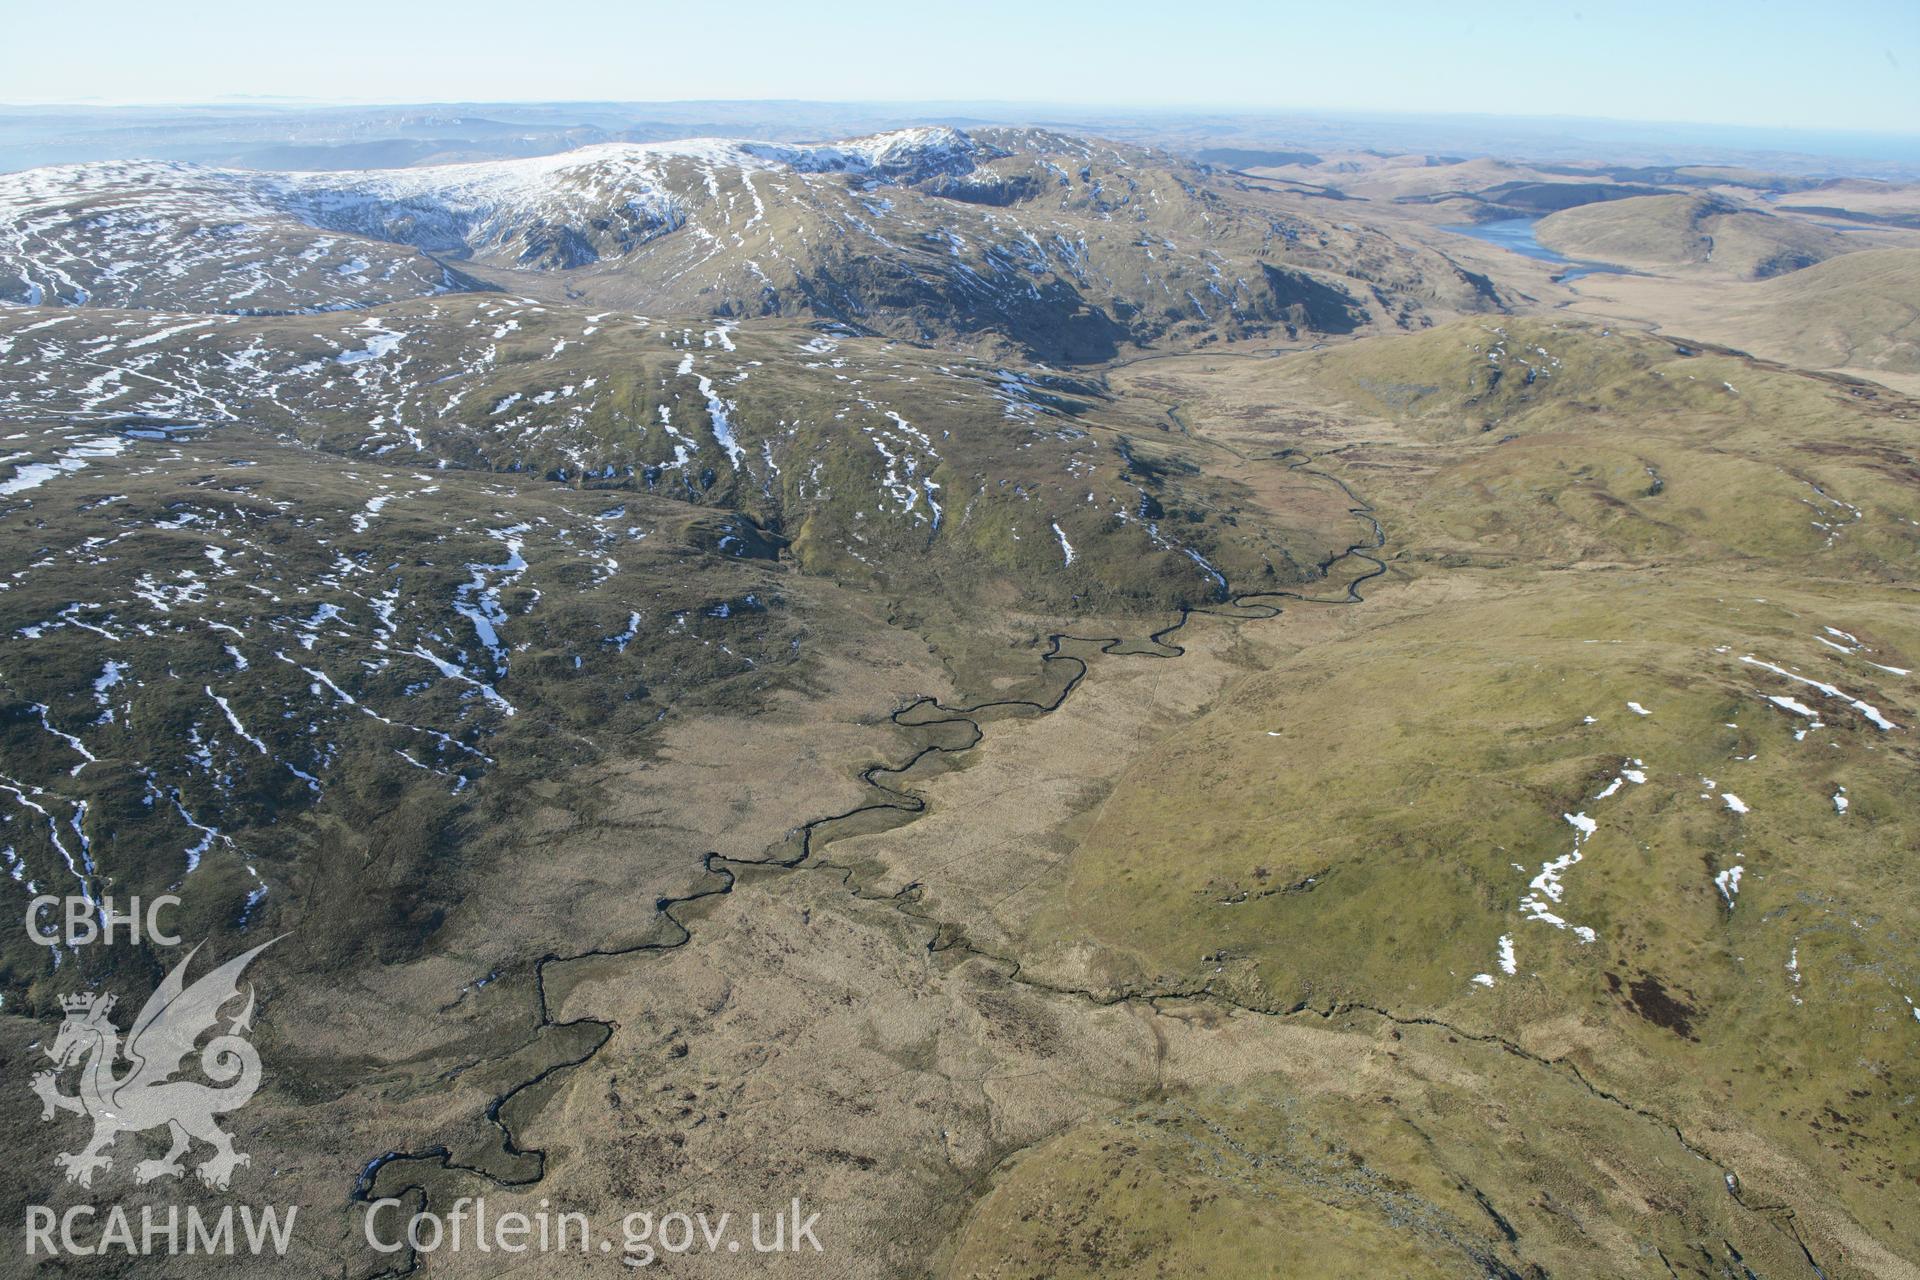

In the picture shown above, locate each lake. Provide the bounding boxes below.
[1440,218,1634,283]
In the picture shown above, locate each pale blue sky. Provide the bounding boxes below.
[6,0,1916,133]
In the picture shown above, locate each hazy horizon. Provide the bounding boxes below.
[6,98,1919,143]
[4,98,1916,181]
[6,0,1915,135]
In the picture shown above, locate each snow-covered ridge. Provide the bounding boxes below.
[289,127,976,222]
[281,127,983,255]
[2,127,982,238]
[0,126,980,199]
[0,127,988,294]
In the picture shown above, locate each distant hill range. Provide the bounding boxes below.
[0,126,1509,360]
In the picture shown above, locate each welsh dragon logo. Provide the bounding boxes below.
[31,939,276,1191]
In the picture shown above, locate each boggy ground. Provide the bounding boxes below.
[278,319,1915,1278]
[2,312,1914,1278]
[0,287,1369,1277]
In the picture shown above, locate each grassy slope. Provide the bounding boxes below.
[946,320,1920,1276]
[947,1064,1822,1279]
[1536,193,1853,279]
[0,301,1352,620]
[1547,247,1920,396]
[1742,249,1920,371]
